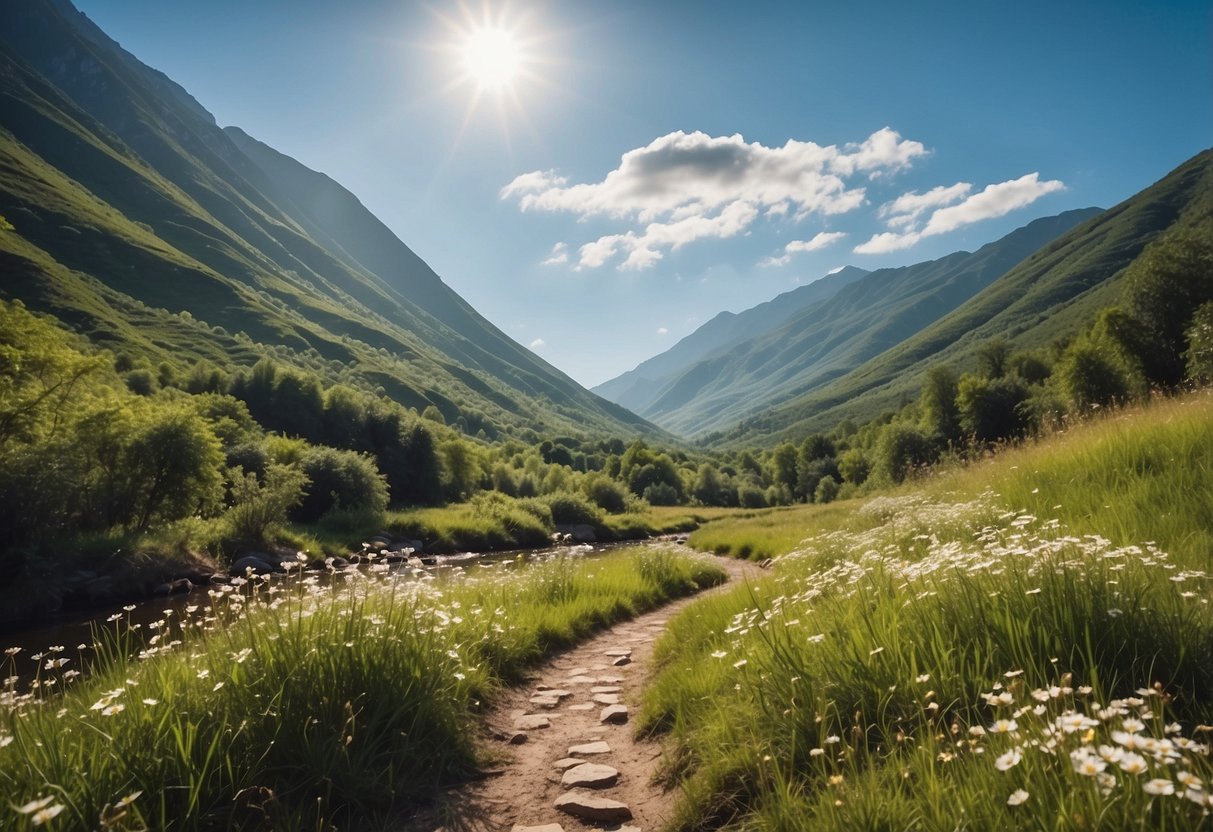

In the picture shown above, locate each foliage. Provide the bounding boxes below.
[293,447,389,523]
[871,423,934,485]
[224,463,309,543]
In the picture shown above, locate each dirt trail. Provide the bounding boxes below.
[421,553,762,832]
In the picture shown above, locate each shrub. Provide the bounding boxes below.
[293,447,388,523]
[814,475,840,504]
[643,481,680,506]
[225,463,309,543]
[872,423,934,485]
[542,491,604,525]
[1056,338,1129,411]
[584,475,629,514]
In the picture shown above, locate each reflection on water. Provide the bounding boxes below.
[1,542,612,692]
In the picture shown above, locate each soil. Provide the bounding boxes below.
[407,553,763,832]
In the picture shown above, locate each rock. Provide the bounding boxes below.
[229,555,279,576]
[153,578,193,596]
[566,703,594,711]
[600,705,629,725]
[590,686,621,694]
[604,649,632,658]
[557,524,597,543]
[561,763,620,789]
[511,825,565,832]
[537,689,572,699]
[552,758,583,770]
[592,693,620,705]
[597,675,624,684]
[565,675,595,685]
[514,715,551,730]
[554,792,632,824]
[530,696,560,709]
[611,656,632,667]
[568,741,611,755]
[508,731,528,745]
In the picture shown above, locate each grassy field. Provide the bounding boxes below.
[0,548,724,830]
[644,391,1213,830]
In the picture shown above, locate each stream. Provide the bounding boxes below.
[1,541,633,693]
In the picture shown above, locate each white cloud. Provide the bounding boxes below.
[528,338,546,350]
[657,326,669,335]
[503,127,926,270]
[855,172,1064,254]
[541,242,568,265]
[761,231,849,266]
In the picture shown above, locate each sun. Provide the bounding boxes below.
[461,26,522,91]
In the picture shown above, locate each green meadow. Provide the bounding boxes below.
[0,548,724,830]
[643,391,1213,830]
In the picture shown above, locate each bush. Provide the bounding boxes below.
[225,463,308,543]
[872,423,934,485]
[643,481,680,506]
[584,475,629,514]
[737,485,767,508]
[1056,338,1129,411]
[293,447,388,523]
[814,475,840,504]
[542,491,604,525]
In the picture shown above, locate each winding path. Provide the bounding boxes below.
[417,553,762,832]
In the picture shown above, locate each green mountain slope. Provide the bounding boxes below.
[592,265,868,412]
[712,148,1213,447]
[0,0,657,441]
[634,209,1099,438]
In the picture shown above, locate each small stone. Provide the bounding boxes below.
[514,715,551,730]
[508,731,528,745]
[600,705,629,725]
[568,741,611,755]
[511,825,565,832]
[552,758,583,770]
[554,792,632,824]
[530,696,560,709]
[565,667,589,676]
[535,683,554,691]
[590,686,621,694]
[604,649,632,658]
[597,676,623,684]
[592,693,620,705]
[537,689,572,699]
[561,763,620,789]
[612,656,632,667]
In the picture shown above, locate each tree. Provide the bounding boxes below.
[918,366,961,446]
[294,447,389,522]
[771,442,799,493]
[1055,338,1129,411]
[1185,301,1213,384]
[124,407,225,531]
[872,424,934,485]
[956,375,1031,443]
[976,340,1011,379]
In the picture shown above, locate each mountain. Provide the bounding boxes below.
[593,266,868,412]
[710,148,1213,447]
[0,0,658,441]
[617,209,1100,438]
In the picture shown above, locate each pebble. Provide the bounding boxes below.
[507,731,528,745]
[611,656,632,667]
[592,693,621,705]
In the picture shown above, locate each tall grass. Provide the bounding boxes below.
[644,393,1213,831]
[0,548,724,830]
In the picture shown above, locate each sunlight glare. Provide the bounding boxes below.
[462,27,521,91]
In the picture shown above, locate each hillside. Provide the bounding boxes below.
[711,147,1213,447]
[0,0,657,441]
[593,265,868,412]
[622,209,1099,438]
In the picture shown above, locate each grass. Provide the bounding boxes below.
[0,547,725,830]
[643,391,1213,831]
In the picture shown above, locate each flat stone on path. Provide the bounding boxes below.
[511,825,565,832]
[592,693,621,705]
[565,675,595,685]
[568,741,611,755]
[600,704,629,724]
[507,731,528,745]
[611,656,632,667]
[597,676,623,684]
[554,792,633,824]
[561,762,620,789]
[567,703,595,711]
[590,686,621,694]
[530,696,560,709]
[513,715,551,730]
[604,649,632,657]
[536,689,572,699]
[552,757,584,770]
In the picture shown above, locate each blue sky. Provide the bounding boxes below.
[75,0,1213,387]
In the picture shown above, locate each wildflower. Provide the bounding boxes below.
[16,797,55,814]
[989,719,1018,734]
[733,659,748,669]
[1070,749,1107,776]
[1121,717,1145,734]
[1057,713,1098,733]
[1176,771,1203,790]
[102,703,125,717]
[115,791,142,808]
[916,673,930,683]
[810,748,825,757]
[995,748,1022,771]
[142,698,159,706]
[1007,789,1029,806]
[710,650,727,659]
[30,804,65,826]
[1143,778,1174,796]
[0,734,12,747]
[1118,752,1148,774]
[4,647,20,656]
